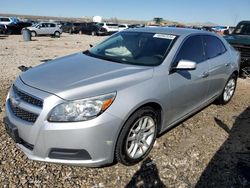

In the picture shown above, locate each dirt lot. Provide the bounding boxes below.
[0,34,250,188]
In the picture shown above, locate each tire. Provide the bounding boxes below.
[6,29,12,35]
[31,31,37,37]
[216,74,237,105]
[91,31,96,36]
[115,106,158,166]
[54,31,60,38]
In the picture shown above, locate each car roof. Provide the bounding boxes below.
[125,27,211,37]
[237,21,250,24]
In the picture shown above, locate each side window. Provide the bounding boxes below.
[0,18,10,22]
[174,35,205,65]
[41,23,46,28]
[203,35,227,59]
[50,24,56,27]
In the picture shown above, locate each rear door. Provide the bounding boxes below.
[203,35,230,99]
[48,23,56,34]
[167,35,210,124]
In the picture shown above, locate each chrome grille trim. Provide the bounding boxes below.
[12,85,43,108]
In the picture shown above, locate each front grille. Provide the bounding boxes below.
[12,85,43,108]
[9,100,38,123]
[233,45,250,60]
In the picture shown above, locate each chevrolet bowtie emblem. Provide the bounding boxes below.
[10,93,21,108]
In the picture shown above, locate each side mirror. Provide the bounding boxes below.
[173,60,197,71]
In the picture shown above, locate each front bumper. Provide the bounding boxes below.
[4,78,123,167]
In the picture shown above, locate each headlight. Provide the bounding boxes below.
[48,92,116,122]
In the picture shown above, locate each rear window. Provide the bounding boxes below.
[107,24,118,27]
[73,23,81,26]
[203,35,227,59]
[48,23,56,27]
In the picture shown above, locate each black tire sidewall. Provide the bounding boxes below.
[115,107,158,166]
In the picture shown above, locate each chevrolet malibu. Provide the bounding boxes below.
[4,27,239,167]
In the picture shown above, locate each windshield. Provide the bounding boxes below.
[97,23,104,27]
[233,23,250,35]
[88,32,176,66]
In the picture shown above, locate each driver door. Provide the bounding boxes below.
[167,35,210,125]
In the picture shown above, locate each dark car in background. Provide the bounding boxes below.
[0,24,7,34]
[78,22,107,36]
[224,21,250,77]
[61,22,85,34]
[6,22,32,34]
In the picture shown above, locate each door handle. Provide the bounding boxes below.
[200,72,209,78]
[225,63,230,67]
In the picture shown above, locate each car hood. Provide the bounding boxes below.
[224,34,250,46]
[20,52,154,100]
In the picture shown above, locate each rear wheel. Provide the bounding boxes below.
[54,31,60,38]
[115,107,158,166]
[216,74,237,105]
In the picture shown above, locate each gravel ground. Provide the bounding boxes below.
[0,34,250,188]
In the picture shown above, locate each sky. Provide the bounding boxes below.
[0,0,250,26]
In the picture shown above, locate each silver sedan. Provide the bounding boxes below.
[4,27,239,167]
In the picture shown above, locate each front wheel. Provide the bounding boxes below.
[216,74,237,105]
[31,31,37,37]
[115,107,158,166]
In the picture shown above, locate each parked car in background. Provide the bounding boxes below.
[6,22,32,34]
[118,24,129,31]
[97,22,119,33]
[202,26,213,32]
[129,24,145,28]
[211,26,229,35]
[0,17,19,25]
[79,22,107,36]
[224,21,250,77]
[61,22,85,34]
[26,22,62,37]
[4,27,239,167]
[0,24,7,34]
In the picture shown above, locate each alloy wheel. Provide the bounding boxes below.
[223,78,236,102]
[125,116,156,159]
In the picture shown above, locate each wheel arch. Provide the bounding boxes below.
[232,70,239,77]
[113,100,163,164]
[117,100,164,139]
